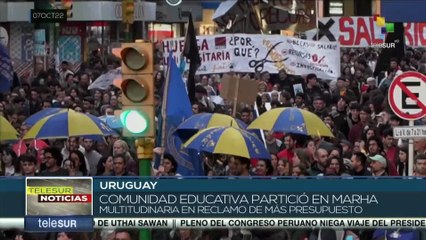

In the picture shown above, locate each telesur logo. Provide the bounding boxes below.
[371,15,397,49]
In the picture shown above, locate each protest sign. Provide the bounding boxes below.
[162,34,340,79]
[304,16,426,48]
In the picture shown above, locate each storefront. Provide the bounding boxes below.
[1,1,156,76]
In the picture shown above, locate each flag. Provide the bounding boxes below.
[0,43,13,93]
[374,22,405,77]
[157,51,203,176]
[183,13,201,104]
[252,101,266,146]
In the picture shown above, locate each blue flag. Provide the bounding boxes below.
[0,44,13,93]
[157,51,203,176]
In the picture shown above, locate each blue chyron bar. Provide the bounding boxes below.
[381,0,426,22]
[25,216,93,232]
[2,177,426,230]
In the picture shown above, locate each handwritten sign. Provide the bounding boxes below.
[162,34,340,79]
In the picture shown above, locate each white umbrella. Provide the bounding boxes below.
[88,67,121,90]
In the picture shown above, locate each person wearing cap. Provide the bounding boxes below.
[360,77,378,104]
[369,154,388,176]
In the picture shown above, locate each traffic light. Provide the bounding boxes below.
[113,42,155,137]
[122,0,135,24]
[61,0,73,18]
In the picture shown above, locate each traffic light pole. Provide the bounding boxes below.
[136,138,154,240]
[124,23,132,42]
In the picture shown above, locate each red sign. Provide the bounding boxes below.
[339,17,383,46]
[404,23,426,47]
[388,71,426,121]
[307,17,426,47]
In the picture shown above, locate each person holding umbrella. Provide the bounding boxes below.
[12,124,48,170]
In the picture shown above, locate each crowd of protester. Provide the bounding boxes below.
[1,45,426,239]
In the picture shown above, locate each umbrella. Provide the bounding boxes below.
[183,126,270,160]
[0,116,18,141]
[99,115,122,129]
[23,109,116,140]
[175,113,247,141]
[247,107,334,138]
[88,67,121,90]
[23,108,66,126]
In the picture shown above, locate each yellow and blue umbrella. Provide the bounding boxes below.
[248,107,334,137]
[99,115,122,129]
[176,113,247,140]
[23,109,116,140]
[183,126,270,159]
[23,108,66,126]
[0,116,18,141]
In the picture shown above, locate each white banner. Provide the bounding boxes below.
[4,218,426,229]
[305,16,426,47]
[162,34,340,80]
[93,218,426,229]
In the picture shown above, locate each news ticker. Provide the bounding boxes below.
[1,177,426,232]
[3,218,426,229]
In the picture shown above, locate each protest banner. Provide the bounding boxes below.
[162,34,340,80]
[305,16,426,48]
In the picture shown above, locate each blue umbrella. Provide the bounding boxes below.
[248,107,334,137]
[23,109,117,140]
[99,115,122,129]
[24,108,66,126]
[175,113,247,141]
[183,126,270,160]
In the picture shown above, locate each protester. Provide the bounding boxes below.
[2,39,426,240]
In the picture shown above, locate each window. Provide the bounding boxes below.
[329,0,343,16]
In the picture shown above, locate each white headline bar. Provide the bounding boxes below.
[393,126,426,139]
[0,218,24,228]
[93,218,426,229]
[4,218,426,230]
